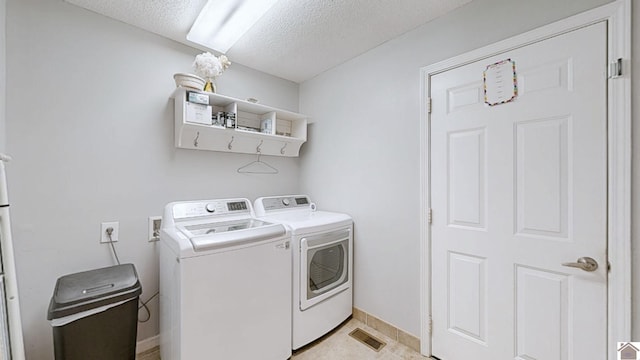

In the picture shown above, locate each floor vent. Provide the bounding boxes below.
[348,328,386,352]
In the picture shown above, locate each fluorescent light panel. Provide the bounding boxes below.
[187,0,279,53]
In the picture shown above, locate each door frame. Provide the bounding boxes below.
[418,1,631,358]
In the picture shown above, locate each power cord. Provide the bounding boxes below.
[138,292,160,323]
[106,227,160,323]
[105,227,121,265]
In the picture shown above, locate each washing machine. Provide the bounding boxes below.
[254,195,353,350]
[159,198,292,360]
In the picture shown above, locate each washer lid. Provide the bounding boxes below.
[179,220,286,251]
[181,218,270,236]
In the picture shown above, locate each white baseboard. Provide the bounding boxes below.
[136,335,159,354]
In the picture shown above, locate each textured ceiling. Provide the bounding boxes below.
[65,0,473,83]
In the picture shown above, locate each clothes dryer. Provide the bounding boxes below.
[254,195,353,350]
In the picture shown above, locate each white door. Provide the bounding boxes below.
[430,22,607,360]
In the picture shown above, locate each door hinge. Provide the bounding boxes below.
[428,315,433,334]
[427,97,432,114]
[609,58,623,79]
[428,208,433,224]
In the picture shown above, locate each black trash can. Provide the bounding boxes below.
[47,264,142,360]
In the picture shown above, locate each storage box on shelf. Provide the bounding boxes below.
[172,88,308,157]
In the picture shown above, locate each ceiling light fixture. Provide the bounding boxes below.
[187,0,280,54]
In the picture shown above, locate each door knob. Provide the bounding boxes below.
[562,257,598,272]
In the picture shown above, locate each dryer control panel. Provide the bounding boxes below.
[259,195,310,211]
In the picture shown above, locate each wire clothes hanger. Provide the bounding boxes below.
[237,141,279,174]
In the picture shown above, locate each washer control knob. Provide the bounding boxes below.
[282,198,291,206]
[205,203,216,213]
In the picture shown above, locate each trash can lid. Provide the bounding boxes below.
[47,263,142,320]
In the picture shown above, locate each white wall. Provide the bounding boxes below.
[299,0,616,338]
[5,0,301,358]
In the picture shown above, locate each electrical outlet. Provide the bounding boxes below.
[148,216,161,242]
[101,222,119,243]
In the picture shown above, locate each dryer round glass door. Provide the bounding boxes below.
[300,229,350,311]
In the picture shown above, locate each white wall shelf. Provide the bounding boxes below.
[172,88,307,157]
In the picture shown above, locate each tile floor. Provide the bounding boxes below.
[137,318,428,360]
[291,318,428,360]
